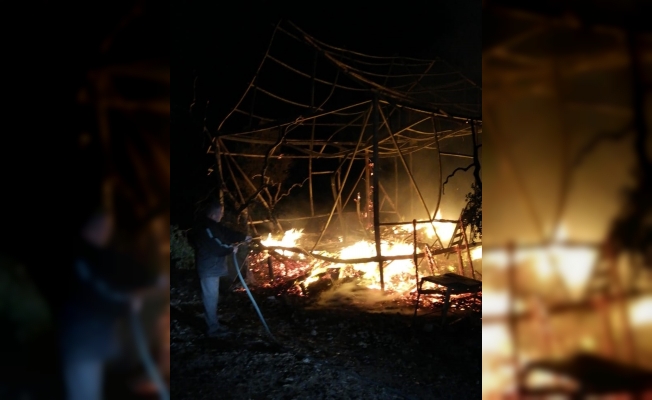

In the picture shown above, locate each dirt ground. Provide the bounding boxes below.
[171,266,482,400]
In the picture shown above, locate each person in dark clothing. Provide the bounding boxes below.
[61,206,167,400]
[189,202,251,336]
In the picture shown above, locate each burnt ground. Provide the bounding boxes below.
[171,267,481,400]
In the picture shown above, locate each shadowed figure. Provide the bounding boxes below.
[59,206,166,400]
[188,201,251,337]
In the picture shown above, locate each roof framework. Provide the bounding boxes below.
[202,21,482,289]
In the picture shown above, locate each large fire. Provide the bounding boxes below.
[257,212,481,297]
[311,239,420,292]
[415,210,457,246]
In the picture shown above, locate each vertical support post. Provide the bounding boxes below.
[310,108,370,253]
[220,140,283,232]
[409,153,414,216]
[506,242,521,396]
[215,138,224,206]
[337,169,347,239]
[267,256,274,281]
[309,50,317,217]
[394,157,399,215]
[460,217,476,280]
[330,173,346,240]
[365,150,371,230]
[456,245,465,277]
[627,31,648,181]
[372,93,383,291]
[594,295,615,357]
[413,219,419,282]
[309,124,315,217]
[470,120,482,190]
[606,242,637,365]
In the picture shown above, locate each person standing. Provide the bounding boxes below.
[189,201,251,337]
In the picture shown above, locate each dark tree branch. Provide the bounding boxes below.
[470,120,482,189]
[236,183,274,215]
[443,163,474,193]
[572,124,632,169]
[260,126,289,187]
[275,177,310,203]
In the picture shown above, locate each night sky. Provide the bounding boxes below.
[171,0,482,227]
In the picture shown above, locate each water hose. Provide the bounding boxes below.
[129,306,170,400]
[232,251,277,343]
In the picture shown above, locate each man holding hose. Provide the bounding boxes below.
[190,201,251,337]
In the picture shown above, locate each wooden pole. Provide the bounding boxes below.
[378,107,442,247]
[267,256,274,281]
[372,94,384,291]
[331,173,346,239]
[219,140,283,232]
[456,245,465,277]
[309,50,317,217]
[378,181,400,217]
[409,153,414,217]
[413,219,419,283]
[430,116,443,227]
[310,108,370,252]
[460,217,476,280]
[337,169,347,239]
[365,149,371,230]
[594,294,615,358]
[506,242,522,397]
[215,139,225,206]
[342,167,367,211]
[606,243,637,365]
[223,145,258,235]
[394,157,399,215]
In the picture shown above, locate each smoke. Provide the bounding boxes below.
[313,280,407,311]
[379,140,477,222]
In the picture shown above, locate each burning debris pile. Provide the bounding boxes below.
[243,221,482,311]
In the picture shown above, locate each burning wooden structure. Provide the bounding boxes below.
[202,21,483,298]
[483,1,652,399]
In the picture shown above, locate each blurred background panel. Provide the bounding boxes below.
[0,0,170,398]
[483,1,652,399]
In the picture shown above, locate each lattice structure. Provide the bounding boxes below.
[203,20,482,289]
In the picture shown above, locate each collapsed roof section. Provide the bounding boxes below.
[209,20,481,162]
[202,20,482,254]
